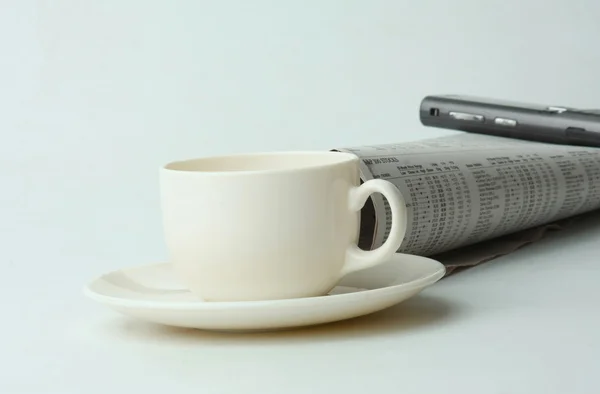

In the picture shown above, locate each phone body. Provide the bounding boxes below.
[419,94,600,147]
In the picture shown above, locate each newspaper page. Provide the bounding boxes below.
[336,133,600,257]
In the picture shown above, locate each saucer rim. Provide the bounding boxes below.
[83,255,446,310]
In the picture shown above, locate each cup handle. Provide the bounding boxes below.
[341,179,407,277]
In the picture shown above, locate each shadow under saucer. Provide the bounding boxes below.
[102,293,462,344]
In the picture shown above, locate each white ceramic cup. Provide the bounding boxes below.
[160,151,407,302]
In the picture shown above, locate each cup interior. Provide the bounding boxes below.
[164,151,357,174]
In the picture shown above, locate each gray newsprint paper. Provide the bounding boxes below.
[336,133,600,275]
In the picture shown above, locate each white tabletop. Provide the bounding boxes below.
[3,210,599,394]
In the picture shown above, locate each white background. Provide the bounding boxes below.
[2,1,600,393]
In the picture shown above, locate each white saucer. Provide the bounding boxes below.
[84,253,446,331]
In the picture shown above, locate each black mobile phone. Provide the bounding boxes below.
[419,94,600,147]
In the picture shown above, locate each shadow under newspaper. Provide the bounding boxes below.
[432,214,580,276]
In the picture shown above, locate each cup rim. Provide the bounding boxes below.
[161,150,360,176]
